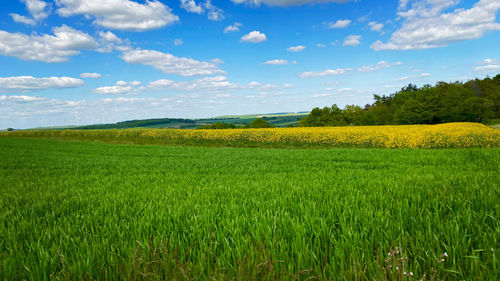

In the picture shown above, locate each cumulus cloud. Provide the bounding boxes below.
[121,49,225,77]
[23,0,50,20]
[149,76,238,93]
[80,73,102,78]
[299,68,351,78]
[0,25,97,62]
[264,59,288,65]
[231,0,351,7]
[357,61,402,73]
[180,0,203,13]
[368,21,383,32]
[9,13,36,25]
[94,81,142,95]
[224,22,243,33]
[180,0,224,21]
[205,0,224,21]
[0,76,84,93]
[240,31,267,43]
[474,58,500,73]
[11,0,50,25]
[287,45,306,52]
[343,35,361,46]
[371,0,500,50]
[55,0,179,31]
[96,31,124,52]
[98,31,122,44]
[325,19,351,28]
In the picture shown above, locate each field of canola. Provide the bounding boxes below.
[3,122,500,148]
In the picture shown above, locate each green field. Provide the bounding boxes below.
[0,137,499,280]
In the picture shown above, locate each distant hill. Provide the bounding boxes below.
[75,118,196,130]
[21,112,309,130]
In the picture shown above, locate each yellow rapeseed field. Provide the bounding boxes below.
[2,122,499,148]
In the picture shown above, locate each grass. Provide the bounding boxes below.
[0,137,499,280]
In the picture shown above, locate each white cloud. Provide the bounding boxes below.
[205,0,224,21]
[224,22,242,33]
[55,0,179,31]
[0,76,84,92]
[0,25,97,62]
[264,59,288,65]
[149,76,238,93]
[23,0,49,20]
[9,13,36,25]
[343,35,361,46]
[98,31,122,44]
[211,58,224,64]
[368,21,384,32]
[94,81,142,95]
[96,31,124,52]
[180,0,224,21]
[121,49,225,77]
[0,95,46,102]
[299,68,351,78]
[474,58,500,73]
[420,72,431,77]
[337,88,353,92]
[287,45,306,52]
[481,58,495,64]
[325,19,351,28]
[240,31,267,43]
[475,65,500,72]
[80,73,102,78]
[248,81,293,97]
[174,39,183,46]
[316,43,326,47]
[357,61,402,73]
[398,0,410,10]
[395,76,409,81]
[372,0,500,50]
[231,0,351,7]
[180,0,203,13]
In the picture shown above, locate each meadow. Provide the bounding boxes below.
[0,137,498,280]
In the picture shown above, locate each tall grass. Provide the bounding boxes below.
[0,138,498,280]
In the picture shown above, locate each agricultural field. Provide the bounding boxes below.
[3,122,500,149]
[0,135,499,280]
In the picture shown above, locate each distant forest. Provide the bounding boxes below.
[76,118,195,130]
[298,74,500,127]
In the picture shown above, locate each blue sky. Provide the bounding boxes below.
[1,0,499,128]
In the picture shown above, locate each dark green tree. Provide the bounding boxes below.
[245,118,274,128]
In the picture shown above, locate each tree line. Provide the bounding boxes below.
[197,118,274,129]
[298,74,500,127]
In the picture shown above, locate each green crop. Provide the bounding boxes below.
[0,137,498,280]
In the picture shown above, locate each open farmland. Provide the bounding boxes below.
[2,122,500,149]
[0,137,499,280]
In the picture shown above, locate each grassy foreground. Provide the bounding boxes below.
[0,138,499,280]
